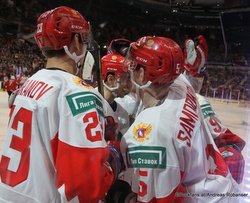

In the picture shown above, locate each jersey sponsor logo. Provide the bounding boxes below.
[72,77,93,89]
[132,122,152,142]
[177,86,198,147]
[66,92,104,117]
[200,103,215,119]
[126,146,166,169]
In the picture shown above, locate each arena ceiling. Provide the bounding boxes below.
[0,0,249,37]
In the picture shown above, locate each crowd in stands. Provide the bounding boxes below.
[0,34,249,102]
[201,66,250,101]
[0,36,45,84]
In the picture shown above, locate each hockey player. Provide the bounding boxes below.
[107,38,142,123]
[120,36,239,202]
[183,35,245,184]
[101,53,131,139]
[3,75,19,97]
[100,53,135,203]
[0,6,120,203]
[111,36,245,185]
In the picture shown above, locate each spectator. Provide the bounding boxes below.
[3,75,19,97]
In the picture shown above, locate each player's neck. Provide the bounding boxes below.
[103,87,115,104]
[141,89,159,108]
[46,57,75,74]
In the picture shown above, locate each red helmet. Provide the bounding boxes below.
[101,54,126,80]
[128,36,184,84]
[34,6,90,51]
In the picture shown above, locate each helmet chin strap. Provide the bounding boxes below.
[103,81,119,92]
[129,69,152,90]
[103,81,119,97]
[63,45,87,75]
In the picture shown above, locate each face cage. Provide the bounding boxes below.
[63,29,96,75]
[103,80,120,92]
[123,52,152,90]
[103,72,130,93]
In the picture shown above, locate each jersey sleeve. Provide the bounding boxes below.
[197,94,245,151]
[52,89,114,202]
[197,94,227,139]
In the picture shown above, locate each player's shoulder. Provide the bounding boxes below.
[34,69,93,90]
[134,104,173,133]
[115,101,129,115]
[170,74,195,99]
[33,69,104,105]
[196,93,209,106]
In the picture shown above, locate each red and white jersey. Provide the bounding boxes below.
[121,74,238,203]
[196,94,227,139]
[3,79,19,92]
[0,69,113,203]
[196,93,245,152]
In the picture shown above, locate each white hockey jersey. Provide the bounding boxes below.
[196,94,227,139]
[95,89,130,140]
[121,74,239,203]
[0,69,114,203]
[115,92,140,117]
[115,102,130,139]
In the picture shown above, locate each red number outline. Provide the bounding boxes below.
[0,107,32,186]
[139,170,148,197]
[209,117,222,133]
[83,111,102,142]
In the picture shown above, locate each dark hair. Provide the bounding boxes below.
[42,49,66,58]
[104,72,115,82]
[42,33,83,58]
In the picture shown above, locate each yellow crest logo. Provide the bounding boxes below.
[146,39,154,47]
[72,77,93,90]
[71,9,79,17]
[133,122,152,142]
[111,55,118,61]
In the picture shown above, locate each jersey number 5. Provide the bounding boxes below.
[0,106,32,187]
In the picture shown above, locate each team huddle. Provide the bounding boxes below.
[0,6,245,203]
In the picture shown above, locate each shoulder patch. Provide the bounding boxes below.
[132,122,152,142]
[126,146,166,169]
[66,92,104,117]
[200,103,215,118]
[72,77,93,90]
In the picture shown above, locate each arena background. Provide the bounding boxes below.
[0,0,250,201]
